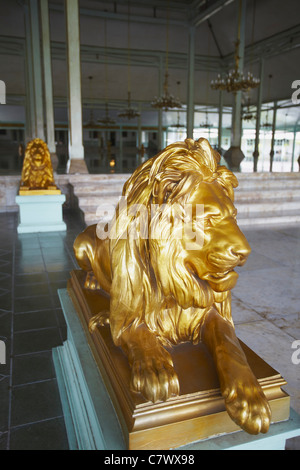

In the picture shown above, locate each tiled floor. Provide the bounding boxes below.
[0,210,299,449]
[0,210,85,450]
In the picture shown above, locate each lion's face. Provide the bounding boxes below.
[183,180,251,293]
[30,143,46,167]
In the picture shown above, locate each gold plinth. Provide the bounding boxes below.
[67,269,290,450]
[19,186,61,195]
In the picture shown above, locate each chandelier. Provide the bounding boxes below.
[242,96,254,122]
[118,91,140,120]
[170,110,185,129]
[152,72,182,111]
[98,103,116,126]
[199,111,213,128]
[98,19,115,126]
[118,1,140,120]
[151,2,181,111]
[211,41,260,94]
[85,76,97,127]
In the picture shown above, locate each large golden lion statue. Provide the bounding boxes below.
[20,138,56,190]
[74,138,271,435]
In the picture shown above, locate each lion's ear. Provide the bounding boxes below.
[152,171,180,205]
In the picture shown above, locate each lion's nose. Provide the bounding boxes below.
[231,243,251,265]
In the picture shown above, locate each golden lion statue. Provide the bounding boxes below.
[74,138,271,435]
[20,138,56,190]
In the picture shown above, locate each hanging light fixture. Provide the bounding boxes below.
[242,94,255,122]
[200,110,213,129]
[98,18,116,126]
[86,76,97,127]
[211,0,260,94]
[151,1,181,111]
[118,1,140,120]
[211,40,260,94]
[261,74,273,128]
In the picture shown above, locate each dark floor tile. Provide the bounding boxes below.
[12,351,56,386]
[14,295,53,314]
[47,270,72,282]
[14,309,59,333]
[0,431,8,450]
[9,417,69,450]
[14,282,49,299]
[14,260,46,275]
[45,261,75,272]
[13,327,62,355]
[0,377,9,433]
[15,272,48,286]
[10,379,64,427]
[0,292,12,312]
[0,275,12,290]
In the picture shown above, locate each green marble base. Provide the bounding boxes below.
[16,194,66,233]
[53,288,300,450]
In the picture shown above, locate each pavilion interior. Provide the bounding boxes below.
[0,0,299,450]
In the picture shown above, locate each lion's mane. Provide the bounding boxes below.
[21,138,55,189]
[107,138,238,346]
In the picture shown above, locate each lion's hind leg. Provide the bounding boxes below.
[89,310,110,332]
[84,271,101,290]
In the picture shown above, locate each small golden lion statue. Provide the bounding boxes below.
[20,138,56,190]
[74,138,271,435]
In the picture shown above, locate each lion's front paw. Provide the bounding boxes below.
[223,374,271,435]
[130,346,180,402]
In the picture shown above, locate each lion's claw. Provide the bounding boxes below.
[130,348,180,402]
[223,376,271,435]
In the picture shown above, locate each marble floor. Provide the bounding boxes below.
[0,211,299,449]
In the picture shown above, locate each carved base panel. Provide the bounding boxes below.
[56,269,290,450]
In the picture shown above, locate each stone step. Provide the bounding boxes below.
[235,176,300,190]
[235,198,300,215]
[77,194,121,206]
[238,210,300,226]
[235,188,300,202]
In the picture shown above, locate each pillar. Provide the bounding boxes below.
[291,125,297,172]
[40,0,58,170]
[269,101,277,172]
[253,58,264,172]
[65,0,87,173]
[24,0,45,142]
[223,0,246,172]
[187,26,195,139]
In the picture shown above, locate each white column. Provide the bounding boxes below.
[24,3,35,143]
[65,0,87,173]
[187,26,195,139]
[253,58,264,172]
[40,0,56,156]
[29,0,45,141]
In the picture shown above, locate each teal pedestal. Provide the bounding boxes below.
[53,288,300,451]
[16,194,66,233]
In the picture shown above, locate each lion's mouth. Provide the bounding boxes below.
[202,269,238,291]
[206,269,232,279]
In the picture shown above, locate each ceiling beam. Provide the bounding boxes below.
[49,2,189,27]
[193,0,235,27]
